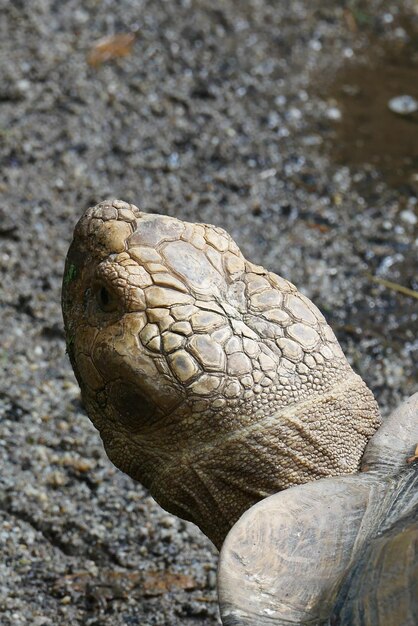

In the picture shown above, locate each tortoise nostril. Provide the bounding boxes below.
[100,286,109,306]
[95,283,118,312]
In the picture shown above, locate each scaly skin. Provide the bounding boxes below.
[62,200,380,548]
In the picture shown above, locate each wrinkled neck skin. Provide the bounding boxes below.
[96,367,378,548]
[63,200,381,549]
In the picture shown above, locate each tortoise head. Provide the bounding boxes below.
[62,200,380,547]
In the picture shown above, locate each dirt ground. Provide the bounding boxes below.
[0,1,417,625]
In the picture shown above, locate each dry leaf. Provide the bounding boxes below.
[343,9,358,33]
[367,274,418,301]
[53,568,199,599]
[142,571,198,596]
[306,223,330,233]
[88,33,135,68]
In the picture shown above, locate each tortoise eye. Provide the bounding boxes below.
[96,284,118,312]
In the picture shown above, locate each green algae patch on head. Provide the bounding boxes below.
[63,262,77,285]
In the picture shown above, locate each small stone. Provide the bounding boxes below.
[46,470,67,487]
[70,458,93,472]
[16,78,31,93]
[60,596,72,605]
[388,95,418,115]
[325,106,342,121]
[400,210,417,225]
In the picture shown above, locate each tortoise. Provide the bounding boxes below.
[62,199,417,625]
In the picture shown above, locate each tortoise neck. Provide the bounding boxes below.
[150,374,380,548]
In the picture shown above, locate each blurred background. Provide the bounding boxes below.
[0,1,417,624]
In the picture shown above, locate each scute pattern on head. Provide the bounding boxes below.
[62,200,380,547]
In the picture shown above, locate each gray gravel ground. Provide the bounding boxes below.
[0,1,417,624]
